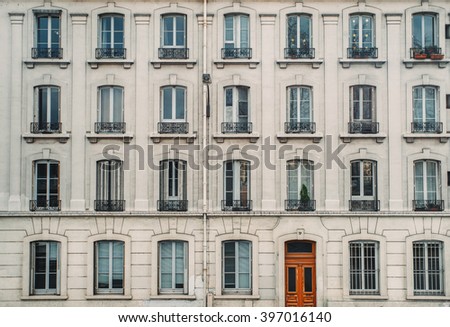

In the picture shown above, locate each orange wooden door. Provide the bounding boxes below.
[285,241,316,307]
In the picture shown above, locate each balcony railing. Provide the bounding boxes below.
[157,200,188,211]
[95,48,126,59]
[158,48,189,59]
[95,122,126,134]
[284,47,315,59]
[410,47,443,59]
[221,48,252,59]
[30,200,61,211]
[348,121,379,134]
[94,200,125,211]
[158,122,189,134]
[347,47,378,59]
[285,200,316,211]
[349,200,380,211]
[32,47,63,59]
[284,122,316,134]
[221,122,252,134]
[413,200,444,212]
[30,122,62,134]
[222,200,252,211]
[411,122,442,134]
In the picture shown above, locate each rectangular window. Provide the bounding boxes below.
[413,14,438,49]
[349,86,377,134]
[222,240,252,293]
[33,86,61,133]
[413,160,443,211]
[286,160,315,211]
[349,241,379,295]
[350,160,379,211]
[412,86,441,133]
[161,86,186,121]
[96,86,125,133]
[223,160,251,211]
[96,14,125,59]
[413,241,444,295]
[95,160,124,211]
[223,14,251,59]
[161,15,186,47]
[159,241,188,294]
[285,14,313,59]
[31,160,60,211]
[33,13,62,59]
[95,241,124,294]
[31,241,60,295]
[223,86,251,133]
[158,160,187,211]
[348,15,377,58]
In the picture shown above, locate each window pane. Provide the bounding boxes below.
[240,16,249,48]
[304,267,313,292]
[163,88,172,120]
[412,15,422,48]
[287,16,297,48]
[287,242,313,253]
[113,88,123,122]
[288,267,296,292]
[299,16,311,47]
[175,88,185,120]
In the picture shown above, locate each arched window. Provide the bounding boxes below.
[96,14,125,59]
[158,160,187,211]
[222,160,251,211]
[286,160,315,211]
[285,86,315,133]
[350,160,379,211]
[31,160,60,211]
[95,160,124,211]
[96,86,125,133]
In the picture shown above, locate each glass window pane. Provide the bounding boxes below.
[304,267,313,292]
[162,88,172,120]
[175,88,185,120]
[288,267,296,292]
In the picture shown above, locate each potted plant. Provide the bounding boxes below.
[299,184,310,210]
[425,46,443,60]
[413,48,427,59]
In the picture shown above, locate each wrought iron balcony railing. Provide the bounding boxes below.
[284,47,315,59]
[158,48,189,59]
[221,200,252,211]
[284,122,316,134]
[347,47,378,59]
[94,200,125,212]
[32,47,63,59]
[221,48,252,59]
[221,122,252,134]
[411,122,443,134]
[30,122,62,134]
[157,200,188,211]
[95,122,126,134]
[30,199,61,211]
[158,122,189,134]
[413,200,444,212]
[349,200,380,211]
[95,48,126,59]
[285,200,316,211]
[410,47,443,59]
[348,121,379,134]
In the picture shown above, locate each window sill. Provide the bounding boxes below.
[403,58,449,69]
[276,132,323,143]
[340,133,387,143]
[21,295,68,301]
[406,295,449,301]
[213,133,260,143]
[147,295,196,300]
[214,294,260,300]
[88,59,134,69]
[276,58,323,69]
[214,59,260,69]
[345,295,388,300]
[24,59,70,69]
[150,60,197,69]
[149,133,197,144]
[339,58,386,68]
[22,133,71,144]
[403,133,450,143]
[86,133,134,144]
[86,295,132,300]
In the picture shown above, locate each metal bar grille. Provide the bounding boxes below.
[349,241,379,295]
[413,241,443,295]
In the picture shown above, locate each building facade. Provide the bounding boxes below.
[1,0,450,306]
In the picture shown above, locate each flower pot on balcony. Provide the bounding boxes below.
[414,53,427,59]
[430,54,444,60]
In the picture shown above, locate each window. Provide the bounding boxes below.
[96,14,125,59]
[413,160,443,211]
[350,160,378,211]
[94,240,124,294]
[30,241,60,295]
[349,86,378,134]
[96,86,125,133]
[159,86,188,134]
[412,13,440,58]
[222,160,251,211]
[158,160,187,211]
[223,14,251,59]
[286,160,315,211]
[285,14,313,59]
[412,86,441,133]
[349,241,379,295]
[31,160,60,211]
[223,86,251,133]
[413,241,444,295]
[285,86,315,133]
[32,86,61,133]
[348,15,377,58]
[160,15,188,59]
[222,240,252,293]
[159,241,188,294]
[33,12,62,59]
[95,160,124,211]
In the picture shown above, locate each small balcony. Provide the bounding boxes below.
[347,47,378,59]
[349,200,380,211]
[411,122,442,134]
[410,46,443,60]
[158,48,189,59]
[221,122,252,134]
[30,122,62,134]
[94,200,125,212]
[95,122,126,134]
[285,200,316,212]
[413,200,444,212]
[95,48,126,59]
[221,200,252,211]
[30,199,61,212]
[32,47,63,59]
[284,122,316,134]
[284,47,315,59]
[348,122,379,134]
[158,122,189,134]
[221,48,252,59]
[157,200,188,212]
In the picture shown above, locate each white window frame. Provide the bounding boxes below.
[35,13,61,50]
[94,240,124,295]
[161,14,186,48]
[161,86,186,122]
[413,86,438,123]
[412,13,438,48]
[30,241,60,295]
[160,160,187,201]
[98,14,124,49]
[34,85,60,129]
[224,14,249,49]
[287,86,312,123]
[349,14,375,49]
[96,160,124,202]
[350,85,376,123]
[287,160,313,201]
[33,160,60,209]
[286,14,312,49]
[413,241,444,296]
[350,160,377,201]
[158,240,188,294]
[223,160,250,204]
[413,160,441,202]
[349,240,379,295]
[98,86,124,123]
[224,86,249,124]
[222,240,252,294]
